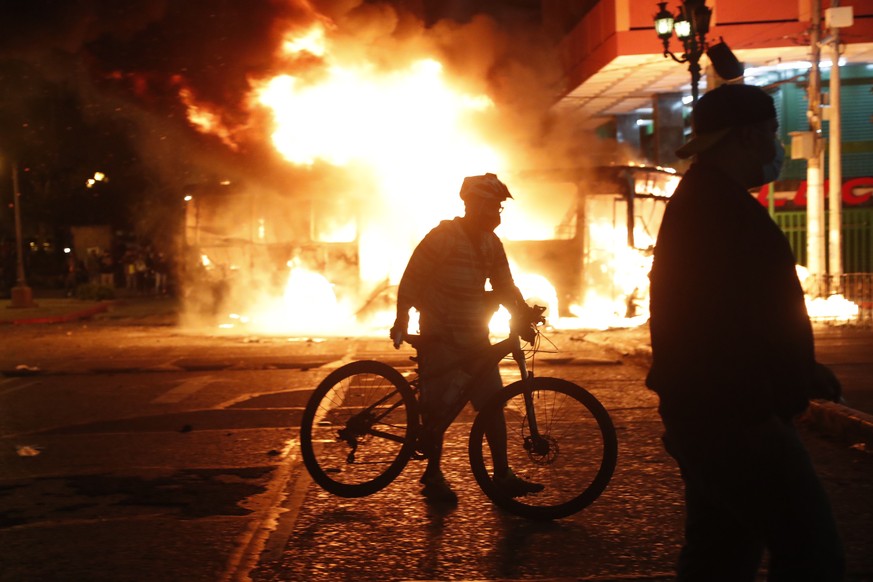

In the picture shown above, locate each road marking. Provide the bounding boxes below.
[0,379,41,397]
[317,346,356,370]
[255,457,312,564]
[215,388,311,410]
[222,438,304,582]
[150,375,216,404]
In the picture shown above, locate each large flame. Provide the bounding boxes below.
[257,59,496,171]
[254,24,504,293]
[183,20,671,335]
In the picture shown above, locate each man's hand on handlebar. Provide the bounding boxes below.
[390,317,407,350]
[516,303,546,325]
[510,303,546,344]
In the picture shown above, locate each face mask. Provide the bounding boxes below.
[467,200,501,232]
[761,138,785,184]
[471,211,500,232]
[482,214,501,232]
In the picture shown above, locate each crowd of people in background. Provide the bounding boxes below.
[77,245,172,296]
[0,239,174,299]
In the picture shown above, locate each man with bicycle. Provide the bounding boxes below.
[390,173,543,504]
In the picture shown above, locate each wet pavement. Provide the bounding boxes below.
[246,353,873,582]
[249,359,685,581]
[0,293,871,580]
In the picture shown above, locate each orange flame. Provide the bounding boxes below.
[281,23,328,58]
[185,19,675,335]
[179,87,238,150]
[254,30,503,295]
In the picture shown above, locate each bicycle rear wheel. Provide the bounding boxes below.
[300,360,419,498]
[468,377,617,520]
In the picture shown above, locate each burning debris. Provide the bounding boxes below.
[796,266,862,324]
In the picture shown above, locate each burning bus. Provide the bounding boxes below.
[182,163,679,334]
[505,164,679,324]
[171,15,681,335]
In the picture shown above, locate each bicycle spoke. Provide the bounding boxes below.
[301,361,418,498]
[313,376,406,478]
[469,377,617,520]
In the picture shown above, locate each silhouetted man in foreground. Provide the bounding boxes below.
[647,84,844,581]
[391,173,542,504]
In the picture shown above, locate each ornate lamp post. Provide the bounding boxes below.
[654,1,713,104]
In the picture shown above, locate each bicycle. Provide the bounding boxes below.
[299,306,618,520]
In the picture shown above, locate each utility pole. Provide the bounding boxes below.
[825,2,853,294]
[806,0,826,298]
[10,162,37,308]
[827,4,842,294]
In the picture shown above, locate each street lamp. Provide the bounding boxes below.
[654,1,712,104]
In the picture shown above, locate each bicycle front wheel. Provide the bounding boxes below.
[300,360,419,498]
[469,377,617,520]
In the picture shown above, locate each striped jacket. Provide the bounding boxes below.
[397,217,521,345]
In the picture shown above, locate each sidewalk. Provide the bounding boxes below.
[579,325,873,450]
[0,290,178,326]
[3,291,872,449]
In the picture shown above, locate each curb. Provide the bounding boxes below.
[0,302,111,325]
[584,338,873,450]
[804,400,873,449]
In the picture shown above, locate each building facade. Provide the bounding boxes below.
[544,0,873,273]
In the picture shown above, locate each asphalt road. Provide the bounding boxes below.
[0,322,871,581]
[813,326,873,414]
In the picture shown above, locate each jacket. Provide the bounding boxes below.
[646,162,816,429]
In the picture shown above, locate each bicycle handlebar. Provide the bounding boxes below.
[392,304,547,349]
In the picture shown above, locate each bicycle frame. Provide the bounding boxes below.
[334,308,547,462]
[336,388,409,453]
[407,330,544,456]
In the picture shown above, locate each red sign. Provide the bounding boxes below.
[758,177,873,208]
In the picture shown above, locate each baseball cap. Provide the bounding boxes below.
[676,84,777,159]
